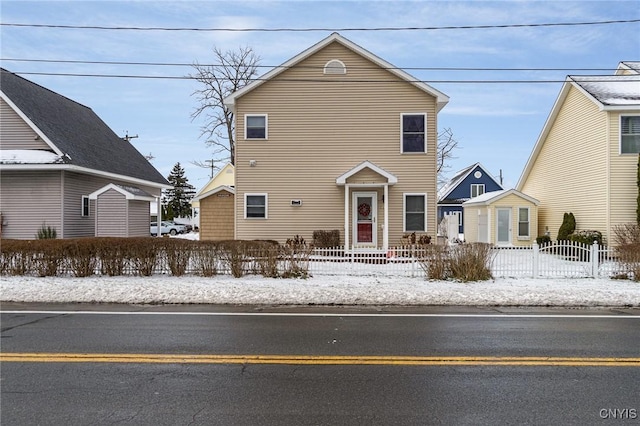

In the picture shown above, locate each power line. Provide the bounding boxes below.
[0,58,624,73]
[1,19,639,32]
[8,71,638,84]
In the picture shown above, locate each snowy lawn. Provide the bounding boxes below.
[1,275,638,307]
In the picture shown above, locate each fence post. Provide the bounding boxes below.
[532,242,539,278]
[591,242,599,278]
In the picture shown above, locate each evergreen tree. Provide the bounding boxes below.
[164,162,195,218]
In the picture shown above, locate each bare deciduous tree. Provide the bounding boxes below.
[190,46,261,166]
[437,127,460,187]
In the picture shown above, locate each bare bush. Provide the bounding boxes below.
[448,243,495,282]
[192,241,220,277]
[419,245,450,280]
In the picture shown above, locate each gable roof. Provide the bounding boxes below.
[193,163,234,198]
[336,160,398,185]
[224,32,449,112]
[437,162,503,203]
[462,189,539,206]
[570,75,640,108]
[616,61,640,75]
[88,183,156,202]
[517,73,640,189]
[191,185,236,202]
[0,68,169,188]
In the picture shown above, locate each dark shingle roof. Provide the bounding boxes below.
[1,68,168,186]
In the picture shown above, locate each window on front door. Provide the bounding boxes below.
[401,113,426,153]
[404,194,426,232]
[470,184,485,198]
[621,116,640,154]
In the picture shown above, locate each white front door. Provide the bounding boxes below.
[353,192,377,247]
[496,208,511,245]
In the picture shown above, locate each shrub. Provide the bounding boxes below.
[448,243,495,282]
[218,240,248,278]
[62,239,99,277]
[192,241,219,277]
[1,240,33,276]
[32,239,63,277]
[419,245,450,280]
[536,235,551,245]
[281,235,312,278]
[252,241,280,278]
[569,230,603,246]
[312,230,340,248]
[127,238,158,276]
[612,224,640,280]
[557,212,576,240]
[36,224,57,239]
[159,238,192,276]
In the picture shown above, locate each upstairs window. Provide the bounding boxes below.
[245,115,267,139]
[470,184,485,198]
[621,116,640,154]
[401,113,426,153]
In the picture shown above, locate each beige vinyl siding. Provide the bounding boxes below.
[128,200,151,237]
[463,206,480,243]
[234,42,437,244]
[0,98,50,150]
[0,170,62,239]
[608,112,639,240]
[520,85,607,241]
[95,189,127,237]
[464,194,537,246]
[200,190,235,241]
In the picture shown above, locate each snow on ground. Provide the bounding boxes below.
[3,232,638,307]
[1,274,638,307]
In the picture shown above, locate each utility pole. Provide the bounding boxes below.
[122,131,139,142]
[204,159,216,179]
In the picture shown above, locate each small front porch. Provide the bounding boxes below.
[336,160,398,252]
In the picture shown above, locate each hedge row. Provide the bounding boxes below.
[0,237,313,279]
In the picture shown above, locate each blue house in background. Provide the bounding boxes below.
[437,163,503,236]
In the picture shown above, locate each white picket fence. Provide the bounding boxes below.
[308,241,619,279]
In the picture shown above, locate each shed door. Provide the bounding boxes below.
[496,208,511,245]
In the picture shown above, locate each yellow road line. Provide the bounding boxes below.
[1,353,639,367]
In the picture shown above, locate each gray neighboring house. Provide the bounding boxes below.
[0,68,170,239]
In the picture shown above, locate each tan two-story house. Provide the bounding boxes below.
[223,33,449,250]
[517,61,640,244]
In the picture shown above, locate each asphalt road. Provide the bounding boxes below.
[1,304,639,425]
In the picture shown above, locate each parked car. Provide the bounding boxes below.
[150,221,187,236]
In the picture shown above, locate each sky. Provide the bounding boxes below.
[1,0,639,191]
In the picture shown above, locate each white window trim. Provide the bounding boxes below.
[620,114,640,155]
[517,207,530,240]
[470,184,485,198]
[81,196,90,217]
[403,193,427,232]
[244,114,268,140]
[400,113,427,154]
[244,193,268,219]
